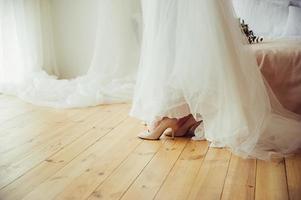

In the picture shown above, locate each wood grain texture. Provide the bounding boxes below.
[0,96,300,200]
[221,155,256,200]
[21,117,142,200]
[88,140,163,200]
[120,138,188,200]
[256,159,289,200]
[0,105,127,189]
[285,155,301,200]
[154,140,209,200]
[187,148,231,200]
[0,105,129,200]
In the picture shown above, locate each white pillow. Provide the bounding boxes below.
[283,6,301,37]
[290,0,301,7]
[232,0,289,38]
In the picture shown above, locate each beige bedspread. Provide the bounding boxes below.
[252,39,301,115]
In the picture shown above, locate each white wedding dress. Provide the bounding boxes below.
[130,0,301,159]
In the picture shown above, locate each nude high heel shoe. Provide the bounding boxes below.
[138,118,178,140]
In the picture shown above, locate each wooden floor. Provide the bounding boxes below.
[0,95,300,200]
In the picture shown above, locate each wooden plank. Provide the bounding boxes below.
[0,104,98,140]
[221,155,256,200]
[120,138,188,200]
[0,107,35,125]
[154,141,209,200]
[0,109,58,137]
[0,96,36,124]
[285,154,301,200]
[0,104,128,189]
[0,104,97,162]
[21,117,144,200]
[0,106,129,200]
[88,140,164,200]
[0,106,100,168]
[187,148,231,200]
[0,107,89,134]
[0,107,97,164]
[255,159,289,200]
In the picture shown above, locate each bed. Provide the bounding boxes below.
[252,39,301,114]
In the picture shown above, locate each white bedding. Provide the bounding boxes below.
[232,0,301,38]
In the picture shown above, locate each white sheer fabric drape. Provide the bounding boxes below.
[0,0,57,88]
[0,0,141,107]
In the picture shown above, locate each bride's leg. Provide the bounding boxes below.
[165,114,202,137]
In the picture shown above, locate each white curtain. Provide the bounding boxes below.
[0,0,57,87]
[0,0,141,107]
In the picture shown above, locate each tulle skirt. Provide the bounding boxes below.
[130,0,301,159]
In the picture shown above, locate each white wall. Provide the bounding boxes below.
[50,0,99,78]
